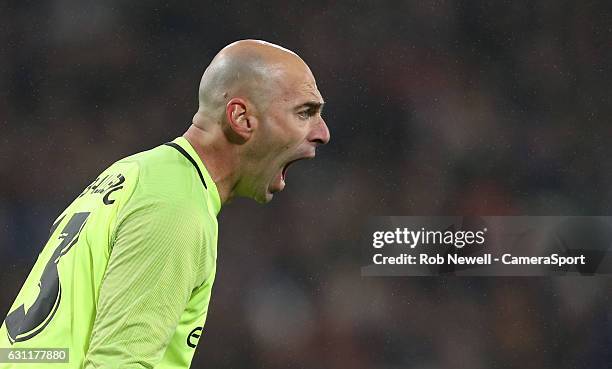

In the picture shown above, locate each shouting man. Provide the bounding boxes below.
[0,39,330,369]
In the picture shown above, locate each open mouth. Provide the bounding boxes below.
[281,156,310,182]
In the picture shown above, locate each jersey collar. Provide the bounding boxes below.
[171,136,222,215]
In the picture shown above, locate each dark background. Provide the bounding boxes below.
[2,1,612,368]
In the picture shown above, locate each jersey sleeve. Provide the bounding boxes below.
[82,175,206,369]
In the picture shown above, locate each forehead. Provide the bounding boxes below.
[273,63,324,104]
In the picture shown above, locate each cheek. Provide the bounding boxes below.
[265,123,298,150]
[259,114,304,153]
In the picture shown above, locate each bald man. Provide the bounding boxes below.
[0,40,330,369]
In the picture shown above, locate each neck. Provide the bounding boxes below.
[182,123,239,206]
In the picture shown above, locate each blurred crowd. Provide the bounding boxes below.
[2,1,612,368]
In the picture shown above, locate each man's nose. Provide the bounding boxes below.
[310,117,330,146]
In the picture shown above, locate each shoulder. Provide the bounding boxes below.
[116,143,207,201]
[107,143,216,231]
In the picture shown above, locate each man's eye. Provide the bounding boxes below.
[298,110,311,119]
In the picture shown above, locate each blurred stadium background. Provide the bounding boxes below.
[2,1,612,368]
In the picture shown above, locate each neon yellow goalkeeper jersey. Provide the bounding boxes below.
[0,136,221,369]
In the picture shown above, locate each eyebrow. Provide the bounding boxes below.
[296,101,325,114]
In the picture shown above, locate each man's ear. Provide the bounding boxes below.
[226,97,257,141]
